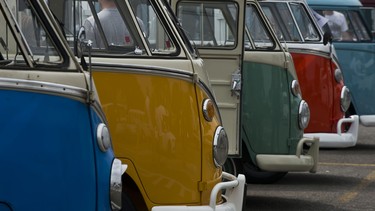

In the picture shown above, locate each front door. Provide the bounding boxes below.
[171,0,246,155]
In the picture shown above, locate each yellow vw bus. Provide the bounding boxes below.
[48,0,245,210]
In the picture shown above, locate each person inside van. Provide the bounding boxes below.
[84,0,144,48]
[323,10,352,40]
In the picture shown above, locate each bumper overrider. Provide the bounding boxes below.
[256,137,320,173]
[304,115,359,148]
[152,172,246,211]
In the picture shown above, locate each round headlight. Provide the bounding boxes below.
[298,100,310,129]
[97,123,111,152]
[341,86,351,112]
[334,68,343,83]
[213,126,229,167]
[110,159,127,210]
[291,80,302,97]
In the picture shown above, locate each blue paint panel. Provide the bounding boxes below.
[333,42,375,115]
[89,109,114,211]
[0,90,97,210]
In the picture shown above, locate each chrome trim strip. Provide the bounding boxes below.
[0,77,87,101]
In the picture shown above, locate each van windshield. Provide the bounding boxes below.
[314,9,371,42]
[260,2,320,42]
[0,0,65,69]
[50,0,179,56]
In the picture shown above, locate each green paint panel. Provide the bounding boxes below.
[241,61,300,159]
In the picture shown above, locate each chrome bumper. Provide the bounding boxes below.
[256,137,319,173]
[304,115,359,148]
[360,115,375,127]
[151,172,246,211]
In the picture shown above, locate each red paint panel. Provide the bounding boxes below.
[291,52,344,133]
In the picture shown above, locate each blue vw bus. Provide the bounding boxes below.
[307,0,375,127]
[0,0,125,210]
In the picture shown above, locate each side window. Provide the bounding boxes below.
[1,0,63,68]
[177,2,238,48]
[289,3,320,41]
[315,9,371,42]
[128,0,177,55]
[0,8,23,66]
[261,3,302,42]
[348,11,371,41]
[245,4,275,50]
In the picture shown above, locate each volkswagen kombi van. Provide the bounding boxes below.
[170,0,319,183]
[48,0,245,210]
[0,0,125,210]
[259,0,359,148]
[307,0,375,128]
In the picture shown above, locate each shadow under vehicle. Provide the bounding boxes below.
[170,0,319,184]
[48,0,246,210]
[0,0,125,210]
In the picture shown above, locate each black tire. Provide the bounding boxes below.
[242,159,287,184]
[120,191,137,211]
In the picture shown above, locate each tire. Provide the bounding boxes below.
[242,159,287,184]
[120,191,137,211]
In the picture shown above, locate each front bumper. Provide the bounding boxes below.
[304,115,359,148]
[151,172,246,211]
[256,137,320,173]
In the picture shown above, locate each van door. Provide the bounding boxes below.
[242,2,293,156]
[171,0,245,155]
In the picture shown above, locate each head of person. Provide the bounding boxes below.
[323,10,334,16]
[99,0,116,9]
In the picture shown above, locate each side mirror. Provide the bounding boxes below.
[323,31,333,45]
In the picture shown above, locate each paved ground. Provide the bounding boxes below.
[245,125,375,211]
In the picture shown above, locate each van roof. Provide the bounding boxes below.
[307,0,363,7]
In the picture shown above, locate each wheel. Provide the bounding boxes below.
[242,159,287,184]
[120,191,137,211]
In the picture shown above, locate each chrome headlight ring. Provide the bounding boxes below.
[341,86,351,112]
[298,100,310,129]
[213,126,229,168]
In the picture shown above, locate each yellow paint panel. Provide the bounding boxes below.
[93,70,202,204]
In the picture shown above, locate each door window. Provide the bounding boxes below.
[176,2,238,48]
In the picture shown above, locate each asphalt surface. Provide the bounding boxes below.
[245,125,375,211]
